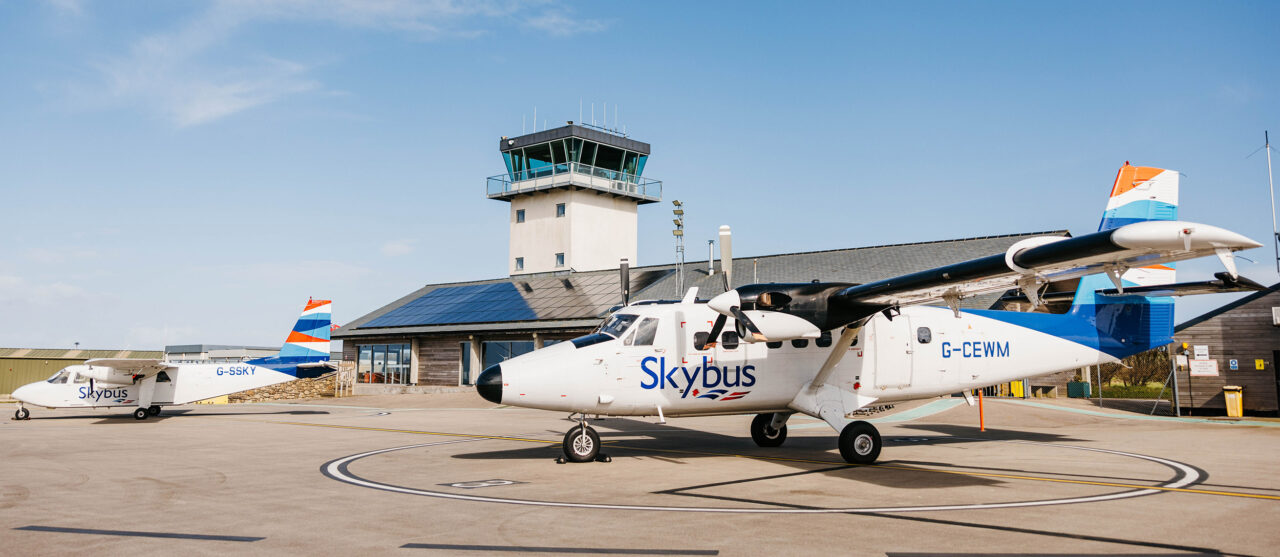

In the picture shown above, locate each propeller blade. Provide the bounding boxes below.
[719,225,732,291]
[699,314,727,350]
[729,306,768,342]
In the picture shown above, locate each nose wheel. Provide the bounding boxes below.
[561,422,601,463]
[14,407,29,420]
[838,420,881,464]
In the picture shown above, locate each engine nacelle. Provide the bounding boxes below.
[735,310,821,342]
[76,365,136,386]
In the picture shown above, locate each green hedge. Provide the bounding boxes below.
[1100,384,1171,400]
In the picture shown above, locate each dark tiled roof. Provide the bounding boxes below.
[336,230,1069,337]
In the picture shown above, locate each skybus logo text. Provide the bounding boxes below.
[639,356,756,399]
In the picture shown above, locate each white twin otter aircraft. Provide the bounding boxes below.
[11,299,333,421]
[478,163,1264,464]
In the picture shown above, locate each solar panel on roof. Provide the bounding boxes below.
[364,282,538,328]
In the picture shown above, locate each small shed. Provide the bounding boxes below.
[1173,284,1280,415]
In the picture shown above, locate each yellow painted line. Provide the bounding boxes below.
[272,420,1280,501]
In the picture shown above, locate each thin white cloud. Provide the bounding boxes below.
[526,10,608,37]
[42,0,85,16]
[80,0,608,126]
[380,239,415,257]
[0,274,89,305]
[23,247,99,265]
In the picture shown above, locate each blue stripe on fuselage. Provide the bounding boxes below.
[963,305,1170,360]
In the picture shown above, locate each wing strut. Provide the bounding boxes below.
[807,320,865,392]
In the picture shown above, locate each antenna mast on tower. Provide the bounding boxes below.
[1267,131,1278,272]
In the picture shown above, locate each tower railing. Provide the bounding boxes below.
[487,162,661,201]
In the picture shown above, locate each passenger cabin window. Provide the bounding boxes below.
[816,331,833,348]
[721,331,740,350]
[917,327,932,344]
[766,341,783,349]
[693,331,710,351]
[156,371,172,383]
[791,339,809,349]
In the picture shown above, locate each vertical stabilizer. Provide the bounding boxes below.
[1070,163,1178,356]
[278,299,332,360]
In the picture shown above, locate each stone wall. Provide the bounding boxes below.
[229,373,336,403]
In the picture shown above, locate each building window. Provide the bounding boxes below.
[555,253,565,267]
[556,203,566,217]
[515,209,525,223]
[357,343,412,385]
[482,341,535,368]
[514,257,524,271]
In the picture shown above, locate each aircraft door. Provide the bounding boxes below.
[873,313,914,389]
[613,315,664,408]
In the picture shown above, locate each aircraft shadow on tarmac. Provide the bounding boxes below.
[444,418,1109,489]
[17,408,332,423]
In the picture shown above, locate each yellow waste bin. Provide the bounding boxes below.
[1223,386,1244,418]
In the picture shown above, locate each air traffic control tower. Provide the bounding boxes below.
[487,124,661,275]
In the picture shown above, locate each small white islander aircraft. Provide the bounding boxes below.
[477,163,1265,464]
[11,299,334,421]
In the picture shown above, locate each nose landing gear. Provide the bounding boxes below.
[561,416,608,463]
[13,406,29,420]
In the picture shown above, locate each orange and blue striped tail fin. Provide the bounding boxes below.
[279,299,332,359]
[1069,163,1178,356]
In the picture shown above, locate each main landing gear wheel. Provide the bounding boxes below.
[133,408,149,421]
[15,407,29,420]
[838,420,881,464]
[750,413,787,447]
[147,405,161,416]
[562,424,600,463]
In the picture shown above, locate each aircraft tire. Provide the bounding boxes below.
[750,413,788,447]
[147,405,161,416]
[562,425,600,463]
[15,408,29,420]
[838,421,881,464]
[133,408,149,421]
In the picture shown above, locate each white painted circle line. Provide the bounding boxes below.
[320,438,1203,514]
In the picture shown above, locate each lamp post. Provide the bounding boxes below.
[672,200,685,293]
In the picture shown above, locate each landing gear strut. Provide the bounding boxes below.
[14,406,29,420]
[750,413,789,447]
[838,420,881,464]
[561,416,602,463]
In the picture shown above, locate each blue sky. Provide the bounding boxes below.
[1,1,1278,349]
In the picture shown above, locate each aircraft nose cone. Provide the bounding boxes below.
[476,364,502,404]
[11,384,29,402]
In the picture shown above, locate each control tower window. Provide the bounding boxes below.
[515,209,525,223]
[578,141,597,165]
[594,145,624,173]
[555,253,565,268]
[523,143,554,176]
[556,203,566,217]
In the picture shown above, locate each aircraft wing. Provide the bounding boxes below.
[83,358,174,373]
[831,220,1260,311]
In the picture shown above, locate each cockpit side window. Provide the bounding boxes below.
[47,370,70,384]
[630,318,659,346]
[73,373,89,384]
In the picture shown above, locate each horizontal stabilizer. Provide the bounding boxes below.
[1096,272,1266,297]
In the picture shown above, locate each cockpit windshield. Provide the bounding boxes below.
[598,313,639,338]
[46,370,70,384]
[569,313,640,349]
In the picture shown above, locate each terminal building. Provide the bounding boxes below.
[333,122,1071,393]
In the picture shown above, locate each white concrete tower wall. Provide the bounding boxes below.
[509,189,638,274]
